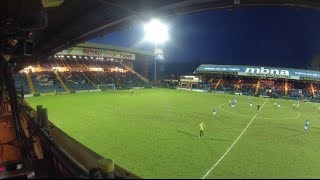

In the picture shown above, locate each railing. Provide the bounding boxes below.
[19,99,140,179]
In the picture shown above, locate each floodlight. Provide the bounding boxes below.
[144,18,169,44]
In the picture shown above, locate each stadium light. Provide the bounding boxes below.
[143,18,169,44]
[143,18,169,82]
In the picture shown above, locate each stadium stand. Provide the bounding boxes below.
[15,73,31,94]
[58,71,94,91]
[192,65,320,102]
[31,71,65,93]
[15,58,151,94]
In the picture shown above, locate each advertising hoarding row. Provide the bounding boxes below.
[195,64,320,81]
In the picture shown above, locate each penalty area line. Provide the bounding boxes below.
[201,99,268,179]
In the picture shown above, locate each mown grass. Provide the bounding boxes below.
[26,88,320,178]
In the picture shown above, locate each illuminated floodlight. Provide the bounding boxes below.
[85,57,88,59]
[156,54,164,60]
[143,18,169,44]
[91,56,93,59]
[66,56,70,58]
[72,56,76,58]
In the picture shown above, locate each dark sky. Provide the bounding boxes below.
[89,6,320,75]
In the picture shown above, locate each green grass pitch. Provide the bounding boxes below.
[26,88,320,178]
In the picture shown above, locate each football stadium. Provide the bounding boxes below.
[1,0,320,179]
[15,50,320,178]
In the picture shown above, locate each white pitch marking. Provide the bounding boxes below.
[218,103,300,120]
[202,99,268,179]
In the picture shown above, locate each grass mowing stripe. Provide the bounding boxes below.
[202,99,268,179]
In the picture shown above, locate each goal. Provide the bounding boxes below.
[97,84,115,91]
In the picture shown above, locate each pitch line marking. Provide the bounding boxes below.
[202,99,268,179]
[218,104,252,118]
[218,103,300,120]
[256,111,300,120]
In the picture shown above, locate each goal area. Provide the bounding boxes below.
[97,84,115,91]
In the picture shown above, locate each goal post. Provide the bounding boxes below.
[97,84,116,91]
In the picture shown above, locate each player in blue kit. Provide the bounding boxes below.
[305,120,309,133]
[231,100,236,108]
[212,107,216,119]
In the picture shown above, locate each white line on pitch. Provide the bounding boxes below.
[202,99,268,179]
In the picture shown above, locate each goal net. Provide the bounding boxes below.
[97,84,115,91]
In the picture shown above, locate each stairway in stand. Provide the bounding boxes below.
[214,79,222,90]
[255,80,260,95]
[26,73,36,94]
[54,71,70,93]
[119,62,149,83]
[311,82,315,98]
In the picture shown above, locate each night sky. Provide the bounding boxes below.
[89,6,320,75]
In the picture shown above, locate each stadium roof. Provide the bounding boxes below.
[75,42,154,57]
[6,0,320,66]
